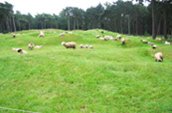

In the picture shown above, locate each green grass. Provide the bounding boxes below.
[0,29,172,113]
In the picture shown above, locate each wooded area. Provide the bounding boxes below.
[0,0,172,39]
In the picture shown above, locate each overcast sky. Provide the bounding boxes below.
[0,0,118,15]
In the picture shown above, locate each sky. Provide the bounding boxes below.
[0,0,117,16]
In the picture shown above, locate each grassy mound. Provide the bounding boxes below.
[0,29,172,113]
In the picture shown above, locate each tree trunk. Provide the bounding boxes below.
[68,16,70,30]
[73,19,76,30]
[12,15,16,32]
[128,15,131,35]
[152,0,156,39]
[136,14,138,35]
[163,9,167,39]
[157,16,162,36]
[76,19,79,29]
[120,18,123,33]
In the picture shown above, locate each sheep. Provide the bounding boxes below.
[121,38,126,45]
[39,31,45,38]
[12,48,27,55]
[85,44,90,48]
[155,38,162,41]
[141,39,148,44]
[117,35,122,40]
[104,35,114,40]
[59,32,65,37]
[61,41,76,49]
[99,37,105,41]
[28,43,35,50]
[147,42,154,46]
[165,41,171,45]
[96,35,101,38]
[80,44,93,49]
[88,45,93,49]
[80,44,85,48]
[154,52,163,62]
[151,44,157,49]
[12,33,16,38]
[34,45,43,49]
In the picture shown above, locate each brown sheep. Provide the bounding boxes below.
[61,41,76,49]
[154,52,163,62]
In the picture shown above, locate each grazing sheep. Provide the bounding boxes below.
[117,35,122,40]
[39,31,45,38]
[121,38,126,45]
[34,45,43,49]
[152,44,157,49]
[165,41,171,45]
[99,37,105,41]
[80,44,85,48]
[99,35,114,41]
[12,33,16,38]
[88,45,93,49]
[85,44,89,48]
[104,35,114,40]
[147,42,154,46]
[80,44,93,49]
[141,39,148,44]
[154,52,163,62]
[59,32,65,37]
[96,35,101,38]
[61,41,76,49]
[155,38,162,41]
[28,43,35,50]
[12,48,27,55]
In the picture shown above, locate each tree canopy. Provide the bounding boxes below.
[0,0,172,39]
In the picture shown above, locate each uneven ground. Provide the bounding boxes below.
[0,29,172,113]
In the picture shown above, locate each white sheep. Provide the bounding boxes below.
[154,52,163,62]
[59,32,65,37]
[80,44,85,48]
[96,35,101,38]
[117,35,122,40]
[121,38,126,45]
[88,45,93,49]
[152,44,157,49]
[165,41,171,45]
[34,45,43,49]
[12,48,27,55]
[99,37,105,41]
[147,42,154,46]
[12,33,16,38]
[28,43,35,50]
[141,39,148,44]
[39,31,45,38]
[61,41,76,49]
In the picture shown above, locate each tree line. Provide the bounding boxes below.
[0,0,172,39]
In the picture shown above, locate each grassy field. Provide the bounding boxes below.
[0,29,172,113]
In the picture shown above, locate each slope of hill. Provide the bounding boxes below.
[0,29,172,113]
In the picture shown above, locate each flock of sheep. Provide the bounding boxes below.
[11,30,171,62]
